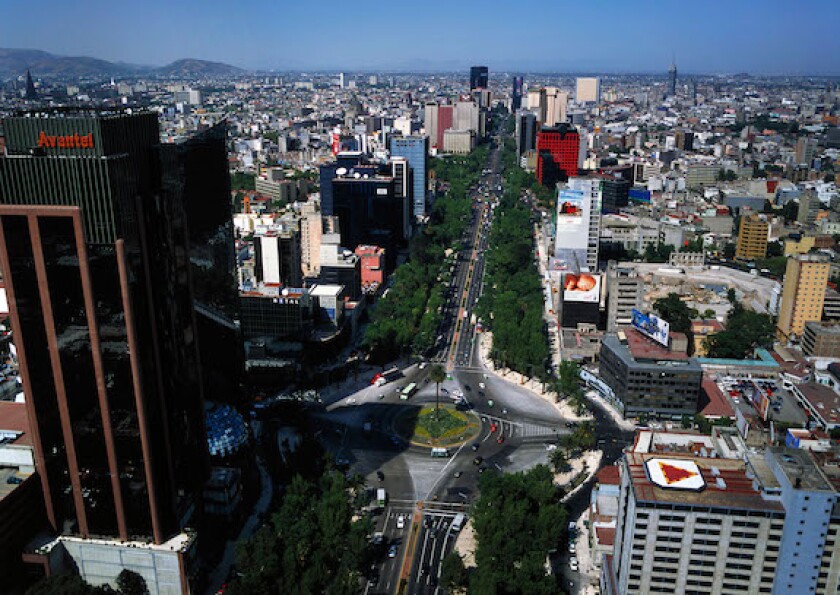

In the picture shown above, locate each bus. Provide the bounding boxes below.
[400,383,418,400]
[431,447,451,458]
[451,513,466,533]
[372,366,401,386]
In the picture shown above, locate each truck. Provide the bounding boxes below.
[451,512,466,533]
[371,366,401,386]
[377,488,387,508]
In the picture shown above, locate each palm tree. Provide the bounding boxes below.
[429,364,447,419]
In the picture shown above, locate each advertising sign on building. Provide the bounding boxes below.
[563,273,601,303]
[743,381,770,421]
[555,188,590,261]
[631,308,670,346]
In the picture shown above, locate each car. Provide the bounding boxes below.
[570,557,579,571]
[454,471,463,478]
[378,393,385,400]
[479,382,486,390]
[565,422,577,428]
[6,475,22,485]
[568,542,576,554]
[545,443,558,451]
[501,408,508,415]
[478,466,488,474]
[487,399,494,407]
[471,442,480,451]
[473,456,483,466]
[497,436,505,444]
[388,544,398,558]
[376,470,385,482]
[477,391,485,398]
[396,515,405,530]
[347,397,356,404]
[464,385,471,392]
[490,423,498,433]
[419,362,427,369]
[424,516,432,528]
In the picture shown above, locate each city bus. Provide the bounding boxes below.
[400,383,418,400]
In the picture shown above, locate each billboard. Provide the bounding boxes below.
[563,273,601,303]
[631,308,670,346]
[743,381,770,421]
[555,188,590,258]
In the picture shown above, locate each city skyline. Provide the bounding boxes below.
[3,0,840,75]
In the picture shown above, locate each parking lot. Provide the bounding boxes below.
[716,376,808,425]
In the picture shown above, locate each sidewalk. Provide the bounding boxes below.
[553,449,603,489]
[569,508,601,595]
[477,332,593,423]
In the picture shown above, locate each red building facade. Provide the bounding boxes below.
[355,245,386,294]
[536,124,580,186]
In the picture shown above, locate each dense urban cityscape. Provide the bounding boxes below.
[0,8,839,594]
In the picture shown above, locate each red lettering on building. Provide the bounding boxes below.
[37,131,94,149]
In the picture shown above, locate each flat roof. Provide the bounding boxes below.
[768,446,835,492]
[624,328,688,361]
[0,401,31,447]
[627,452,783,512]
[795,383,840,425]
[646,458,705,491]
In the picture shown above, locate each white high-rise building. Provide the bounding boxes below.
[566,177,602,271]
[339,72,345,88]
[576,77,601,103]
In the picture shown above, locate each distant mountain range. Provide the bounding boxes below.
[0,48,246,78]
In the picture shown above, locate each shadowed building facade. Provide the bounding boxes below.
[0,110,211,558]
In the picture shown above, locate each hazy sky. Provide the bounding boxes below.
[3,0,840,74]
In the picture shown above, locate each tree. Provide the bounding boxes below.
[26,575,110,595]
[726,288,737,304]
[116,571,148,595]
[681,414,693,429]
[704,301,775,359]
[549,448,570,473]
[653,293,694,335]
[440,552,469,590]
[701,309,717,320]
[470,466,567,594]
[230,468,371,595]
[429,364,447,418]
[722,242,737,260]
[766,241,784,258]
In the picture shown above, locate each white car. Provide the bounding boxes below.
[419,362,427,369]
[478,382,486,390]
[570,557,579,571]
[568,542,576,554]
[396,515,406,529]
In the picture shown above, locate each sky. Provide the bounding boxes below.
[3,0,840,75]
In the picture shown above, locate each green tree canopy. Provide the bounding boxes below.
[471,466,568,594]
[653,293,696,335]
[703,301,775,359]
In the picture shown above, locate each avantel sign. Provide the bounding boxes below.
[37,131,94,149]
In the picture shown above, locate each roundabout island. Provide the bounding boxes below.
[393,403,482,448]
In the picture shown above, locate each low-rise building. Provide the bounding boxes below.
[791,382,840,429]
[802,321,840,357]
[691,318,724,357]
[599,329,703,418]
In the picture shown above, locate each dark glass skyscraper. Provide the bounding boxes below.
[470,66,488,90]
[512,76,524,111]
[0,110,211,545]
[668,62,677,96]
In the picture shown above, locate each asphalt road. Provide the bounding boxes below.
[314,128,636,594]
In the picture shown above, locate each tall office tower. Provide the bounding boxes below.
[0,110,209,588]
[453,100,480,134]
[515,110,537,157]
[332,166,406,271]
[437,104,454,150]
[668,62,677,96]
[545,87,569,126]
[469,66,488,90]
[536,124,581,186]
[339,72,345,88]
[735,213,769,261]
[511,76,524,111]
[690,78,698,105]
[796,136,818,166]
[391,156,413,239]
[300,201,323,277]
[319,151,365,216]
[165,123,242,406]
[575,77,601,103]
[610,438,840,595]
[777,253,830,342]
[567,177,602,270]
[606,262,643,332]
[255,227,303,287]
[600,177,631,213]
[24,69,37,100]
[528,88,548,125]
[797,191,822,226]
[390,135,428,219]
[424,102,439,149]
